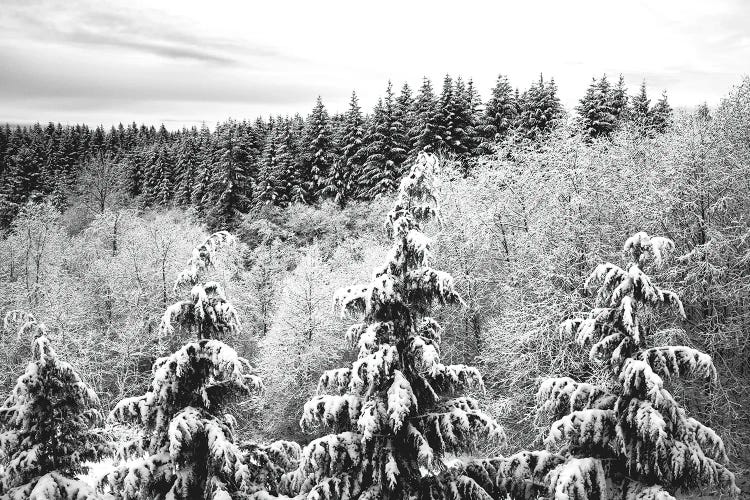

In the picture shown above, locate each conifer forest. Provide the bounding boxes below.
[1,3,750,500]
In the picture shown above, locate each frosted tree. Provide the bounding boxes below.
[274,153,507,500]
[536,232,739,500]
[174,230,237,291]
[0,314,110,499]
[104,234,301,499]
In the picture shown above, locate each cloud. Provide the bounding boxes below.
[0,0,294,66]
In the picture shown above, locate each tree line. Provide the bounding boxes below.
[0,74,672,230]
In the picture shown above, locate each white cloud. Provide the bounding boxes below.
[1,0,748,127]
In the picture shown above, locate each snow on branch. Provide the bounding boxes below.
[300,394,362,432]
[547,458,608,500]
[160,282,241,339]
[3,471,100,500]
[537,377,617,422]
[545,409,618,451]
[635,346,717,382]
[174,230,236,291]
[464,451,565,500]
[427,364,485,394]
[623,232,675,268]
[386,370,417,433]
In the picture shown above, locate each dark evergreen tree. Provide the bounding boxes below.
[651,90,673,133]
[410,77,441,154]
[577,75,616,139]
[329,91,366,206]
[609,74,629,121]
[105,235,300,499]
[0,313,110,499]
[535,232,739,499]
[516,74,562,140]
[302,97,336,201]
[630,80,652,133]
[279,153,508,500]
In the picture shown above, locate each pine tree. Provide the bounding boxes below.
[360,82,409,198]
[205,120,255,230]
[0,313,110,499]
[535,232,739,500]
[630,80,652,134]
[330,92,366,206]
[516,74,562,140]
[576,75,616,139]
[650,91,673,134]
[609,74,629,122]
[481,74,517,147]
[302,97,336,201]
[411,77,441,154]
[277,153,506,500]
[104,235,300,499]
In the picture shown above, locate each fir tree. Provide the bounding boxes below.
[481,74,517,147]
[0,313,110,499]
[277,153,506,500]
[536,232,739,499]
[576,75,616,139]
[411,78,441,154]
[302,97,336,201]
[360,82,409,198]
[205,120,255,231]
[516,74,562,140]
[609,74,629,121]
[104,234,300,499]
[650,91,673,134]
[630,80,652,134]
[329,92,366,206]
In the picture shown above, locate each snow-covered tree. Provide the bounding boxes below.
[536,232,739,500]
[174,230,237,292]
[104,233,301,499]
[0,314,110,499]
[275,153,506,500]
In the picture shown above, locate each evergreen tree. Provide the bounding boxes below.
[278,153,506,500]
[410,77,441,153]
[205,120,256,230]
[651,91,673,134]
[516,74,562,140]
[394,83,416,157]
[104,235,300,499]
[0,313,109,499]
[360,82,409,198]
[302,97,336,201]
[536,232,738,499]
[174,134,201,207]
[576,75,616,139]
[609,74,629,121]
[630,80,652,133]
[329,91,366,206]
[481,74,517,147]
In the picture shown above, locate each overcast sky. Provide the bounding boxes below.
[1,0,748,129]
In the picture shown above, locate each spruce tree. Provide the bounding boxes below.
[104,233,300,499]
[516,74,562,140]
[480,74,517,146]
[609,74,629,122]
[360,83,409,198]
[630,80,652,134]
[205,120,255,230]
[410,77,441,154]
[576,75,616,139]
[277,153,506,500]
[650,91,673,134]
[535,232,739,499]
[302,97,335,201]
[0,313,109,499]
[329,92,366,206]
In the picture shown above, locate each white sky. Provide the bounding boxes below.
[1,0,748,128]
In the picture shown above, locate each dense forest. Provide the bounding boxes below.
[1,74,748,500]
[0,74,674,230]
